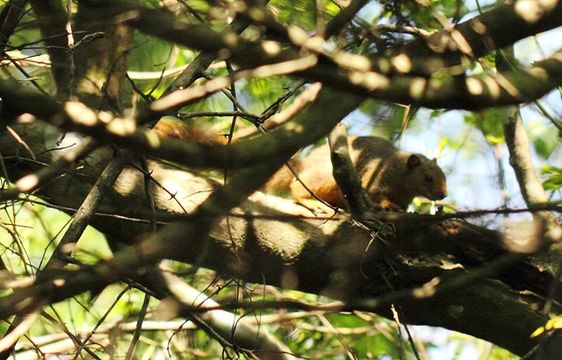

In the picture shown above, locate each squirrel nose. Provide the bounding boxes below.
[437,180,447,199]
[432,186,447,200]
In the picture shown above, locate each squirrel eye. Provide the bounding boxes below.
[424,175,434,183]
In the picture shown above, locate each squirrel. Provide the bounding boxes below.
[152,118,447,210]
[288,136,447,210]
[152,116,227,145]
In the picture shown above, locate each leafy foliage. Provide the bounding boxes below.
[542,166,562,192]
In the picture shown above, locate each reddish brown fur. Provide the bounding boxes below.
[153,117,227,145]
[290,136,447,210]
[263,159,302,195]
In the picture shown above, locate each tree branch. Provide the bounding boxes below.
[372,0,562,75]
[0,81,365,170]
[499,47,561,245]
[75,0,562,110]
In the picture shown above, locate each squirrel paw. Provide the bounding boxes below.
[377,199,404,212]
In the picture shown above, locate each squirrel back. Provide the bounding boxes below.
[153,117,227,145]
[290,136,447,210]
[151,120,447,210]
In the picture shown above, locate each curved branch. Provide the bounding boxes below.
[0,81,365,170]
[80,0,562,76]
[374,0,562,75]
[312,49,562,109]
[75,0,562,109]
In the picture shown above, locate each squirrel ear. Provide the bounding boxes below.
[431,158,438,164]
[407,154,421,169]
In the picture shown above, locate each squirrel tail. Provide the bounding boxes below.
[263,158,302,194]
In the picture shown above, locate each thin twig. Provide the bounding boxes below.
[45,150,133,270]
[0,137,98,201]
[124,293,151,360]
[178,110,260,123]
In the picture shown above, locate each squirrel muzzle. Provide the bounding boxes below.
[429,180,447,200]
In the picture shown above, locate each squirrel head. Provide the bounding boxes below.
[405,154,447,201]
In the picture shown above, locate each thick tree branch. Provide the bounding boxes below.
[504,113,549,205]
[374,0,562,75]
[0,82,365,170]
[73,0,562,110]
[325,0,369,38]
[0,198,558,357]
[2,44,559,174]
[308,48,562,109]
[71,1,134,108]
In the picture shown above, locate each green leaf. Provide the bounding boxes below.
[542,165,562,191]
